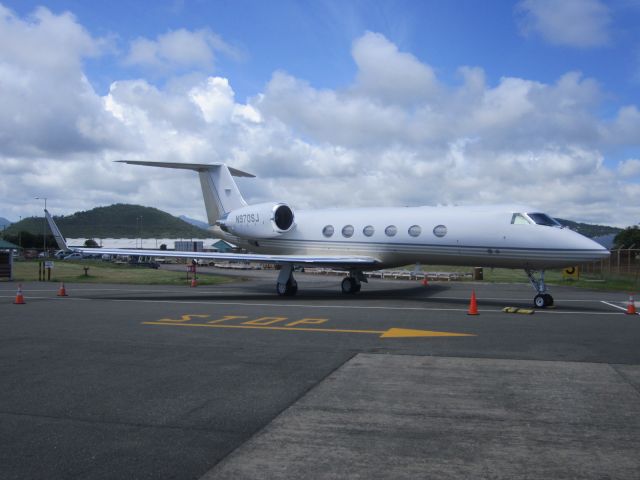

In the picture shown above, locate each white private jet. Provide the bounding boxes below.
[49,161,610,307]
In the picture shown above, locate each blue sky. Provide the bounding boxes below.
[1,0,639,225]
[8,0,639,106]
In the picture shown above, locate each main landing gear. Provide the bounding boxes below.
[525,269,554,308]
[276,264,297,296]
[275,265,367,296]
[341,271,367,294]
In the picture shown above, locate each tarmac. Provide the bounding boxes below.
[1,270,639,479]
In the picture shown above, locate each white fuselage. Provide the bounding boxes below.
[216,205,609,270]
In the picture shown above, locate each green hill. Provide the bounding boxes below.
[555,218,622,238]
[3,204,210,238]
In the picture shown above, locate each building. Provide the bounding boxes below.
[174,240,204,252]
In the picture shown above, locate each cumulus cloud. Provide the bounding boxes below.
[0,8,638,227]
[618,159,640,178]
[124,28,237,72]
[0,5,128,158]
[352,31,440,105]
[517,0,611,47]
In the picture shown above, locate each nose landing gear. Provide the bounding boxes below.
[526,269,554,308]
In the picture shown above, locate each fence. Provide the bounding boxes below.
[580,248,640,277]
[0,252,12,281]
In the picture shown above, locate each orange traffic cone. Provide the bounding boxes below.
[467,290,479,315]
[57,282,68,297]
[190,277,198,288]
[626,295,637,315]
[14,284,25,305]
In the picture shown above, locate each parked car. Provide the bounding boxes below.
[63,252,84,260]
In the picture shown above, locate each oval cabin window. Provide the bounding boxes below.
[322,225,334,237]
[408,225,422,237]
[385,225,397,237]
[342,225,354,238]
[363,225,375,237]
[433,225,447,238]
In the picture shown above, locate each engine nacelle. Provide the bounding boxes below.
[218,202,295,238]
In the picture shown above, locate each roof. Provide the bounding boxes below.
[212,239,235,248]
[0,239,21,249]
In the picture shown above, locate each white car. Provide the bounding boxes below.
[63,252,84,260]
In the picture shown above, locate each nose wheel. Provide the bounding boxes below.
[526,269,554,308]
[534,293,554,308]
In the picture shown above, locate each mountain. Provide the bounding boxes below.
[179,215,210,230]
[0,217,12,229]
[555,218,622,239]
[3,204,209,238]
[592,233,617,249]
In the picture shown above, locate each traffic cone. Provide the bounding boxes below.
[626,295,637,315]
[421,276,429,287]
[467,290,479,315]
[57,282,68,297]
[190,277,198,288]
[14,284,25,305]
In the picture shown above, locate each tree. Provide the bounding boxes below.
[84,239,99,248]
[160,244,167,250]
[613,226,640,249]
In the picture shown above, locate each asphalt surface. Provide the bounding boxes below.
[1,270,638,479]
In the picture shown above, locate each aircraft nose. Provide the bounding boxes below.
[583,236,610,260]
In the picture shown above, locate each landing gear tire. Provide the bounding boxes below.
[276,279,298,296]
[341,277,360,294]
[534,293,554,308]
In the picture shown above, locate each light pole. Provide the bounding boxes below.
[35,197,47,255]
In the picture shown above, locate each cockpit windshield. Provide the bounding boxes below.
[511,212,562,227]
[526,213,562,227]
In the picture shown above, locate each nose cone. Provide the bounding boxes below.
[565,228,610,262]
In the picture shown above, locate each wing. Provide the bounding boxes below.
[73,247,381,269]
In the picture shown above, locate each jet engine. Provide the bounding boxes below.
[218,202,295,238]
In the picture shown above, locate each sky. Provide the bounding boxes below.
[0,0,639,226]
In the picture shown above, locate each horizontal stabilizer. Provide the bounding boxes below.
[116,160,255,178]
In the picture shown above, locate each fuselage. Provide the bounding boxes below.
[215,204,610,270]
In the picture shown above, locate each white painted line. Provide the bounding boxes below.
[600,300,628,312]
[53,297,622,316]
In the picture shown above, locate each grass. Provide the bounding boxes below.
[9,260,639,292]
[11,260,234,286]
[403,265,640,292]
[481,268,638,292]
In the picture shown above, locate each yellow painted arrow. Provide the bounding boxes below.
[142,322,475,339]
[381,328,475,338]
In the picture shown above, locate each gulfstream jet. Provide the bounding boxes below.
[59,161,610,307]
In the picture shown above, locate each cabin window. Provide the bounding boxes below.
[363,225,375,237]
[342,225,354,238]
[408,225,422,237]
[322,225,334,237]
[527,212,561,227]
[385,225,397,237]
[511,213,531,225]
[433,225,447,237]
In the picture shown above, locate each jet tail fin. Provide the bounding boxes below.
[45,209,69,251]
[117,161,254,226]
